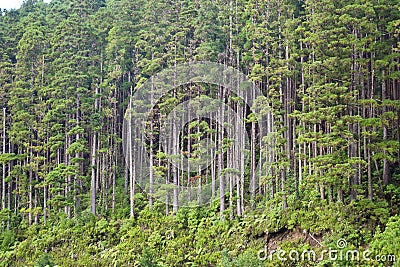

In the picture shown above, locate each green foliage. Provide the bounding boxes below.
[370,216,400,266]
[0,230,15,251]
[139,248,160,267]
[35,253,55,267]
[0,200,397,266]
[221,248,264,267]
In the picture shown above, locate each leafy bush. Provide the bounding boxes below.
[0,230,15,251]
[35,253,55,267]
[370,215,400,266]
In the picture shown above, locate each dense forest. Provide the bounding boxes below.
[0,0,399,266]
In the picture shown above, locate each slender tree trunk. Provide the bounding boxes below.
[43,181,47,223]
[128,100,135,218]
[28,148,33,225]
[2,108,6,210]
[149,75,155,207]
[218,84,225,218]
[382,70,390,185]
[250,120,256,208]
[90,132,97,214]
[172,61,179,214]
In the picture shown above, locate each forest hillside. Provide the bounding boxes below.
[0,0,399,266]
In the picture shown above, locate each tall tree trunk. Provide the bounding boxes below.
[28,148,33,225]
[128,99,135,218]
[2,108,6,210]
[90,132,97,214]
[382,70,390,185]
